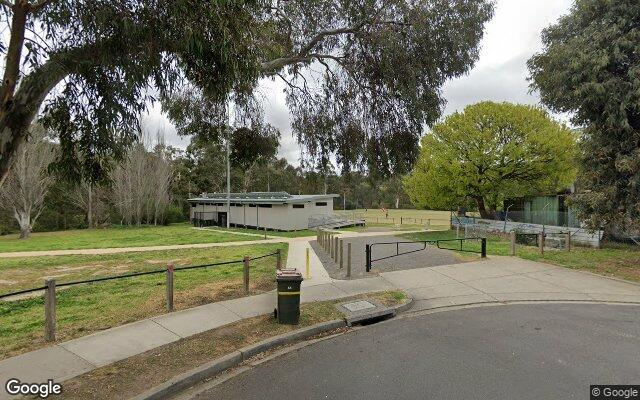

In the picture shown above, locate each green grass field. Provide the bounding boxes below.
[0,223,254,253]
[401,230,640,283]
[0,243,287,358]
[335,209,451,228]
[211,227,318,238]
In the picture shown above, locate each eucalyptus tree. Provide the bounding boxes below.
[0,0,494,186]
[528,0,640,232]
[0,125,56,238]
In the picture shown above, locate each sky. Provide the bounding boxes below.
[142,0,575,167]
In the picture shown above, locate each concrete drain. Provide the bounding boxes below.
[336,299,395,326]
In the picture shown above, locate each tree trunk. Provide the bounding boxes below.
[14,210,31,239]
[87,183,93,228]
[474,196,494,219]
[0,60,67,185]
[395,195,400,209]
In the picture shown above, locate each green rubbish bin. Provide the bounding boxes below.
[275,269,303,324]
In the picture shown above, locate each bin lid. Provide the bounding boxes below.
[277,268,303,281]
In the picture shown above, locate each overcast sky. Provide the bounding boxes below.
[142,0,574,167]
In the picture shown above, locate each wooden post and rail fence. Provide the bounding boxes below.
[4,249,284,344]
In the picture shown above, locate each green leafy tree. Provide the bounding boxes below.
[404,102,577,218]
[0,0,494,186]
[0,1,263,185]
[528,0,640,232]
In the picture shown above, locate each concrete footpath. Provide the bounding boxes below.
[0,229,421,259]
[0,277,395,399]
[2,240,640,399]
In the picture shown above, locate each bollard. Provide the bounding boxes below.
[306,247,311,279]
[243,256,250,294]
[264,227,267,240]
[347,242,352,278]
[339,239,344,269]
[276,248,282,270]
[565,232,571,252]
[166,264,174,312]
[538,233,544,255]
[44,279,56,342]
[510,231,516,256]
[328,234,332,255]
[481,238,487,258]
[365,244,371,272]
[334,237,339,261]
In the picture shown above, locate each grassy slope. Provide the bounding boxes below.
[401,230,640,283]
[0,243,288,358]
[0,223,252,253]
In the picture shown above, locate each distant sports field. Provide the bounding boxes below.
[335,209,451,227]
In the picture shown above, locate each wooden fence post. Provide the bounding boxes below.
[347,242,352,278]
[44,279,56,342]
[264,227,267,239]
[339,239,344,269]
[334,237,339,261]
[243,256,250,294]
[510,231,516,256]
[538,233,544,255]
[565,232,571,252]
[166,264,174,312]
[276,249,282,270]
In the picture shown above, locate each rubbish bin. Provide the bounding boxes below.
[275,269,303,324]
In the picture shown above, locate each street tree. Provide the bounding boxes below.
[404,102,577,218]
[528,0,640,232]
[0,0,494,186]
[0,125,56,238]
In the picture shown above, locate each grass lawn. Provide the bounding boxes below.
[208,226,319,238]
[401,230,640,283]
[337,222,442,232]
[60,290,407,400]
[0,243,288,359]
[336,208,451,223]
[0,223,253,253]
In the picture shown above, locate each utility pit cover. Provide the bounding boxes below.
[342,300,377,312]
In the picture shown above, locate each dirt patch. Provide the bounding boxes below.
[593,257,640,282]
[175,277,275,309]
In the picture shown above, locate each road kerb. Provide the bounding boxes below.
[133,297,413,400]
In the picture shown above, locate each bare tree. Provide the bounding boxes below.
[67,180,109,228]
[110,135,173,226]
[0,125,56,238]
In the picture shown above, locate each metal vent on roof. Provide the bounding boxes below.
[200,192,292,200]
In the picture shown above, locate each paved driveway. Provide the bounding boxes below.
[381,256,640,309]
[191,303,640,400]
[311,235,465,279]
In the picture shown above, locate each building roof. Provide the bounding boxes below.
[188,192,339,204]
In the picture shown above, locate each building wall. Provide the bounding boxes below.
[189,198,334,231]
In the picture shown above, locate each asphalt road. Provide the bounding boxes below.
[310,235,464,279]
[191,304,640,400]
